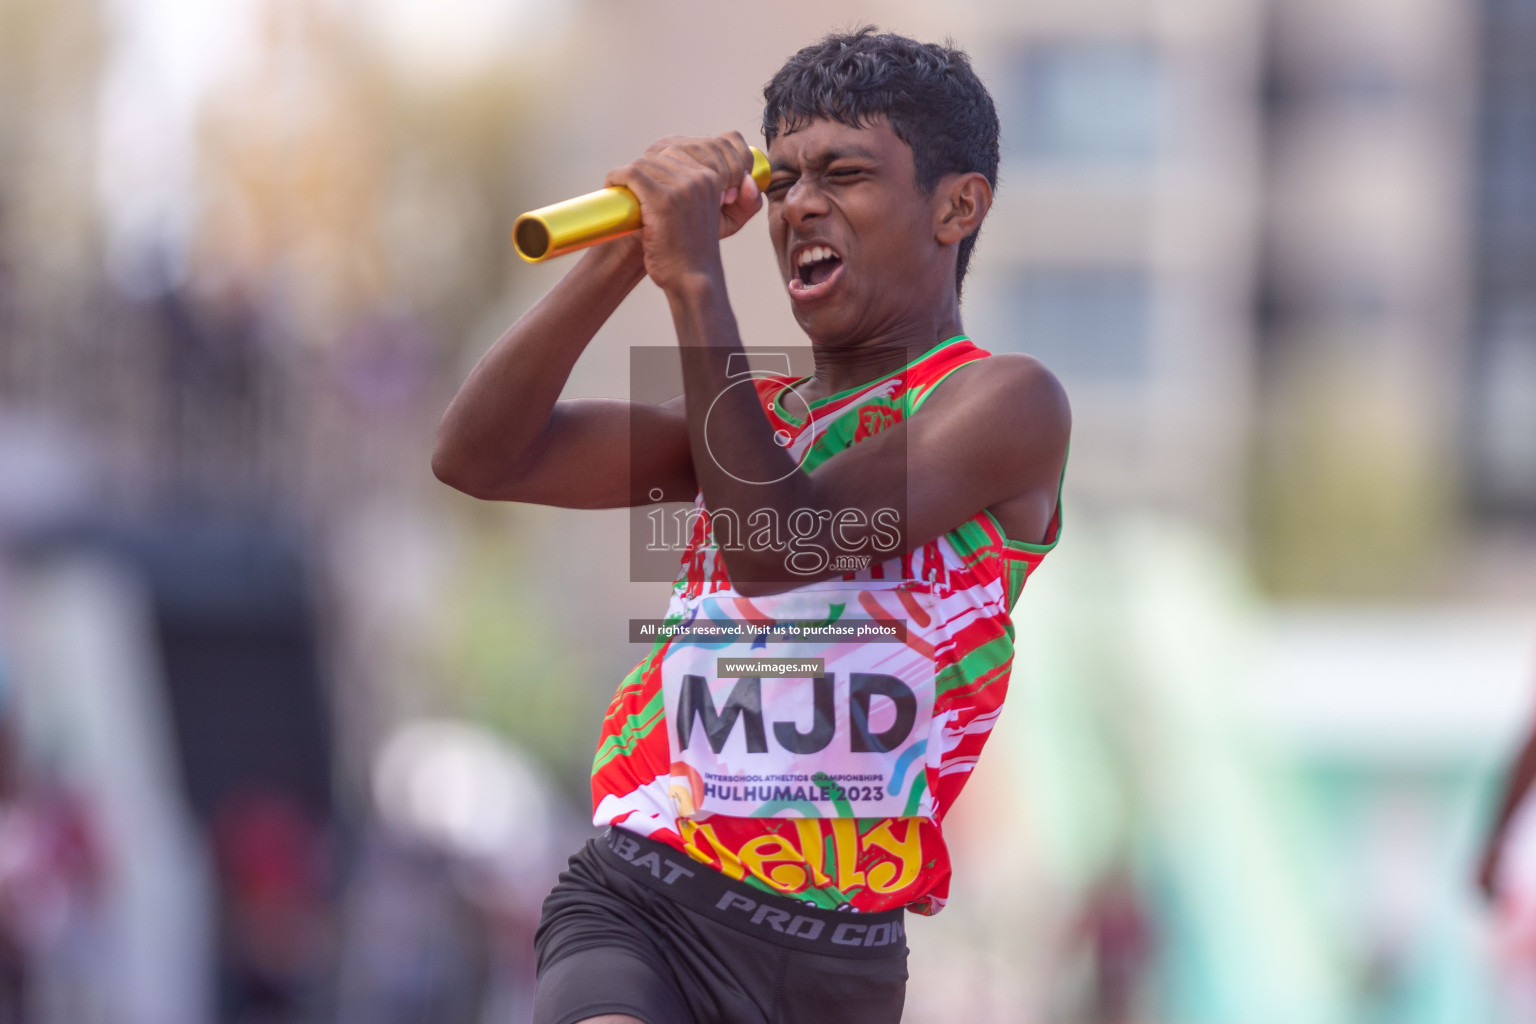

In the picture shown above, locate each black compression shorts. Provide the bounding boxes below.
[533,827,909,1024]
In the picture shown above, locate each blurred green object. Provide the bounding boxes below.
[1014,516,1350,1023]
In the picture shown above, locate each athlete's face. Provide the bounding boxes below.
[764,118,955,346]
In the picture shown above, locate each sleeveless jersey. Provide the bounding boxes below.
[589,336,1062,915]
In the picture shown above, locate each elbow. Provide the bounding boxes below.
[432,441,533,502]
[431,450,472,496]
[731,577,772,599]
[431,441,497,499]
[430,413,461,485]
[723,553,797,598]
[430,446,463,491]
[731,576,806,599]
[430,429,463,487]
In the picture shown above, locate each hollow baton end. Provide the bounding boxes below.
[513,146,772,263]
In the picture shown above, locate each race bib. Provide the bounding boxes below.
[659,582,938,820]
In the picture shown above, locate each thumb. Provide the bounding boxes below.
[732,173,761,215]
[718,172,763,238]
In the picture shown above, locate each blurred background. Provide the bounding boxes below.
[0,0,1533,1021]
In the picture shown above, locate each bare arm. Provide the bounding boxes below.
[1478,713,1536,899]
[435,137,766,509]
[431,236,695,508]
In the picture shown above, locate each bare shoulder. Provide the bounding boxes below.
[897,350,1068,546]
[918,351,1071,444]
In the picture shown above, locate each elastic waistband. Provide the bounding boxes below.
[596,827,907,959]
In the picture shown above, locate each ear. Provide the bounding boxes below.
[933,172,993,246]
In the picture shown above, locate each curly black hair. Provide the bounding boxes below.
[762,27,1000,294]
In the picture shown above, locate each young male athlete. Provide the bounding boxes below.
[434,29,1070,1024]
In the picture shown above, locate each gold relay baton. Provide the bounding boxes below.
[512,146,772,263]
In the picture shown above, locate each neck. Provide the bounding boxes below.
[803,307,965,401]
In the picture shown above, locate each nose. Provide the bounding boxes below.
[782,176,829,229]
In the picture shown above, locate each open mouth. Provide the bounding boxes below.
[789,244,844,300]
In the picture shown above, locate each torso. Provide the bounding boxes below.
[588,336,1063,915]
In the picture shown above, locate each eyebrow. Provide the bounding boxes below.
[769,144,880,174]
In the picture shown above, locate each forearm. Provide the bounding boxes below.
[668,275,899,589]
[670,273,805,496]
[433,238,647,493]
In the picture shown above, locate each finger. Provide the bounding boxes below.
[737,188,763,223]
[665,137,738,191]
[605,161,666,205]
[645,135,691,156]
[731,174,761,217]
[713,133,753,183]
[719,175,763,236]
[650,149,719,200]
[617,151,691,186]
[720,131,754,176]
[606,158,644,189]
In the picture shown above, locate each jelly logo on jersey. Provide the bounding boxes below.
[675,673,918,756]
